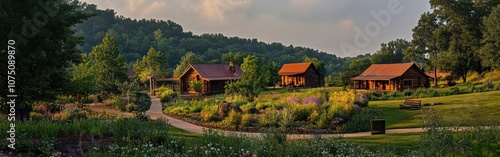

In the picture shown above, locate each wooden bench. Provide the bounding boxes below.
[400,99,422,110]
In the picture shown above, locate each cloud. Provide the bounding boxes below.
[340,19,353,28]
[184,0,251,21]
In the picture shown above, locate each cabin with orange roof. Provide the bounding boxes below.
[351,63,430,91]
[278,62,322,87]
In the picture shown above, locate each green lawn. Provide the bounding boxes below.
[342,132,422,152]
[167,124,202,138]
[371,90,500,129]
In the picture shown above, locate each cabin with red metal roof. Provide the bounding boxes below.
[179,62,243,94]
[278,62,322,87]
[351,63,430,91]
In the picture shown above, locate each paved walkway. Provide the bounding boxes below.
[145,95,438,139]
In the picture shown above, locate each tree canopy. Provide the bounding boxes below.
[0,0,91,120]
[173,52,204,77]
[89,33,128,95]
[133,47,170,83]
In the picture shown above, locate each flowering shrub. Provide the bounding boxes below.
[302,97,320,106]
[287,97,300,104]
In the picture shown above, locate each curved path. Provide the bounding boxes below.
[145,95,436,139]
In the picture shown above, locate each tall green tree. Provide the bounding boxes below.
[89,33,128,95]
[480,5,500,69]
[70,54,97,97]
[0,0,91,120]
[225,55,262,101]
[404,12,443,86]
[335,58,372,88]
[133,47,170,83]
[429,0,500,82]
[371,39,409,64]
[260,61,280,87]
[303,56,325,75]
[173,52,204,76]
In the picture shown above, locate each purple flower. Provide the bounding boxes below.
[302,97,321,106]
[287,97,300,104]
[353,104,360,110]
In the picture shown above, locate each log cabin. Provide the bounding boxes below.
[278,62,322,87]
[179,62,242,94]
[350,63,430,91]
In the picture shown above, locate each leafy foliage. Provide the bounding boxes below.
[89,33,128,95]
[132,47,170,83]
[225,55,262,101]
[189,81,203,94]
[0,0,91,120]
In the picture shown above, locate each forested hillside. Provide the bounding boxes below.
[72,2,353,76]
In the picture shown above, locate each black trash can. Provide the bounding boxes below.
[370,119,385,135]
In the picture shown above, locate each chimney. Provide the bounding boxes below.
[229,61,235,73]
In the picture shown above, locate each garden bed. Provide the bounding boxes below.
[162,88,381,134]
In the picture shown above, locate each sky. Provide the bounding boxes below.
[81,0,431,57]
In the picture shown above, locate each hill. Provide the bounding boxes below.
[72,2,360,76]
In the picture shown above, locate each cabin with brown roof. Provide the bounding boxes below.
[278,62,322,87]
[351,63,430,91]
[179,62,242,94]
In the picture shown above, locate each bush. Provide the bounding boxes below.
[133,92,151,112]
[125,103,138,112]
[316,113,329,129]
[80,96,94,104]
[200,106,219,122]
[56,95,76,104]
[158,87,177,103]
[279,108,294,128]
[259,108,280,127]
[449,86,461,95]
[60,104,89,121]
[241,113,254,127]
[289,103,317,121]
[337,107,382,133]
[29,112,45,121]
[403,89,413,96]
[222,110,242,128]
[108,96,126,111]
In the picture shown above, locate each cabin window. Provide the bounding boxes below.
[196,75,200,81]
[403,79,413,87]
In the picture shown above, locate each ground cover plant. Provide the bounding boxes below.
[163,88,380,133]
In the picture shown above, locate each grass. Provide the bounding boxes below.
[342,132,422,153]
[167,124,202,138]
[371,90,500,129]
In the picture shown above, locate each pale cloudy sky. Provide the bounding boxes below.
[81,0,431,57]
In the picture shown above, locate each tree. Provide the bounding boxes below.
[225,55,262,101]
[89,33,128,95]
[222,52,248,65]
[371,39,409,64]
[335,58,372,88]
[260,61,280,87]
[133,47,170,83]
[429,0,500,82]
[304,56,325,74]
[70,54,97,100]
[480,5,500,69]
[404,12,443,86]
[173,52,204,76]
[0,0,91,121]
